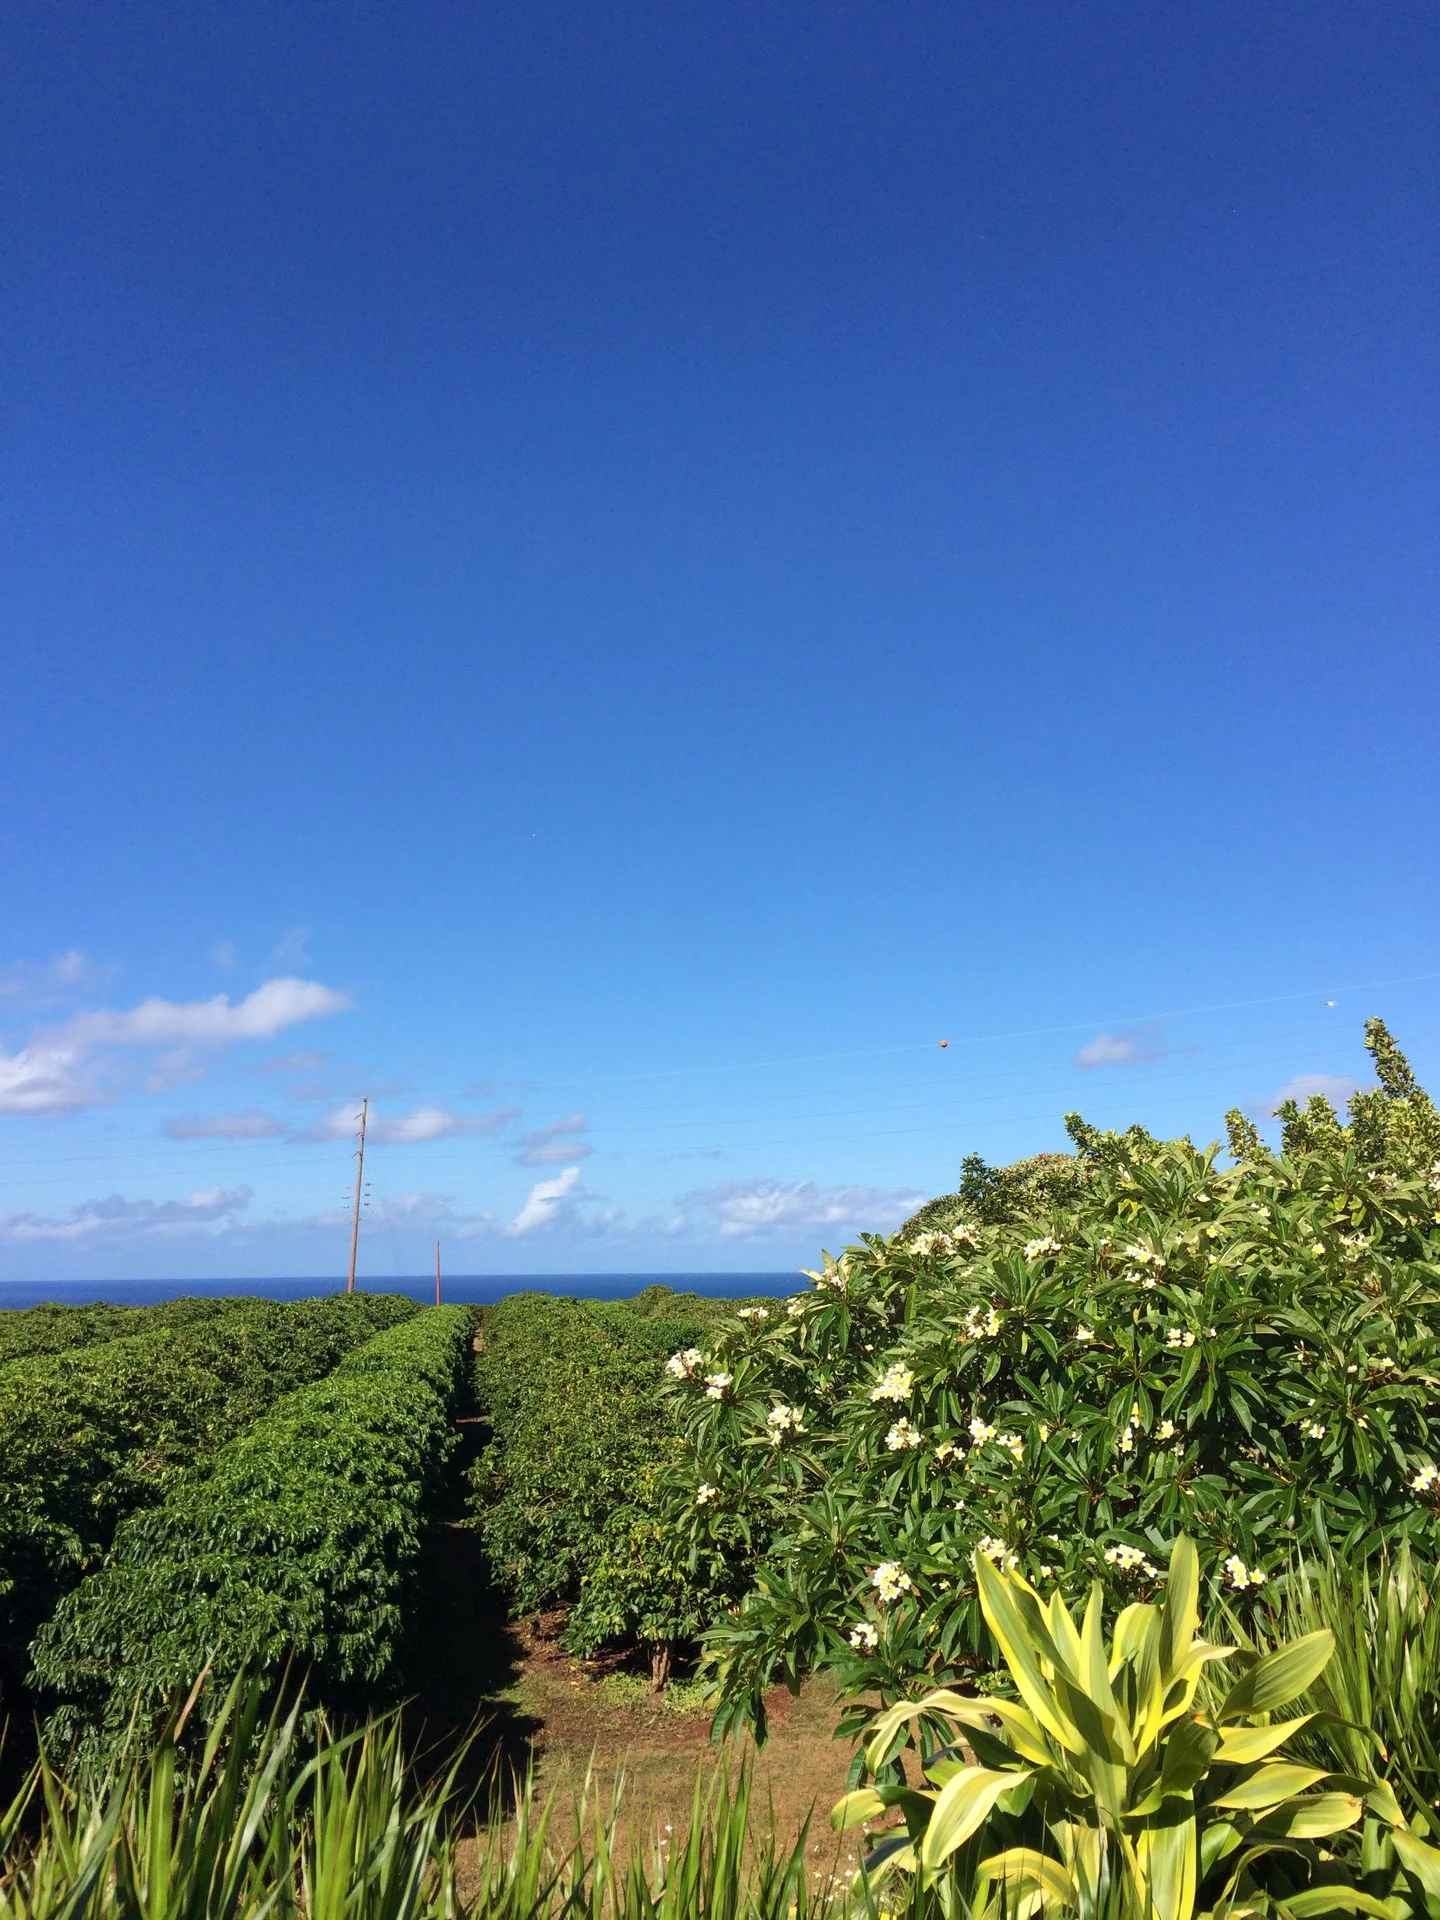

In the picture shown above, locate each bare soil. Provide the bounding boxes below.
[399,1416,869,1880]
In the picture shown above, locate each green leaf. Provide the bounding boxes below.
[974,1553,1081,1754]
[1281,1890,1398,1919]
[918,1764,1034,1873]
[1136,1805,1198,1920]
[1218,1631,1336,1720]
[1158,1715,1221,1798]
[1257,1793,1365,1839]
[1214,1765,1334,1810]
[1212,1718,1315,1765]
[830,1788,884,1831]
[978,1847,1074,1904]
[1392,1829,1440,1900]
[1159,1536,1201,1684]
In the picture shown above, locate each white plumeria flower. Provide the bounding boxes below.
[703,1372,733,1399]
[1104,1543,1146,1571]
[997,1432,1024,1461]
[1075,1326,1095,1342]
[765,1403,806,1443]
[933,1439,959,1464]
[1117,1427,1135,1455]
[968,1416,996,1446]
[1300,1419,1326,1440]
[1223,1553,1267,1590]
[961,1303,1002,1340]
[785,1296,807,1317]
[871,1561,914,1603]
[735,1306,769,1321]
[975,1536,1019,1570]
[1412,1464,1439,1495]
[665,1347,704,1379]
[870,1362,915,1403]
[1023,1234,1062,1261]
[848,1621,879,1651]
[885,1418,923,1451]
[695,1482,718,1506]
[1165,1327,1196,1349]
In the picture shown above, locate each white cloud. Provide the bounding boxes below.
[0,1186,253,1242]
[271,927,312,969]
[0,950,109,1003]
[1075,1025,1165,1069]
[377,1104,519,1144]
[0,1042,97,1115]
[682,1178,928,1239]
[165,1111,286,1140]
[1270,1072,1359,1112]
[62,977,353,1049]
[507,1166,583,1235]
[145,1049,208,1093]
[0,977,354,1118]
[514,1111,590,1165]
[300,1101,519,1144]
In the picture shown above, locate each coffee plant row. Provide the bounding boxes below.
[468,1286,750,1684]
[31,1304,472,1747]
[0,1294,243,1367]
[0,1291,416,1699]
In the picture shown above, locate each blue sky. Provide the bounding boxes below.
[1,2,1436,1282]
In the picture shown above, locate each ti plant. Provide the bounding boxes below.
[832,1538,1440,1920]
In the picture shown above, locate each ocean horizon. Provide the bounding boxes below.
[0,1272,804,1311]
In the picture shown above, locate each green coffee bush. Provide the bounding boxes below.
[32,1305,472,1746]
[0,1291,416,1675]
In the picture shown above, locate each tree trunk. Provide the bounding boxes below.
[649,1640,673,1693]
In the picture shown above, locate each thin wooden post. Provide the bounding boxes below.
[346,1098,368,1294]
[435,1239,442,1307]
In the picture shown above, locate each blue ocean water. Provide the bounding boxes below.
[0,1273,802,1311]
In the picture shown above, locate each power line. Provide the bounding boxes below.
[1,1028,1436,1190]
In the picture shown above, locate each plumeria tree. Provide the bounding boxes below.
[652,1020,1440,1739]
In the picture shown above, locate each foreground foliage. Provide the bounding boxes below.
[653,1020,1440,1731]
[0,1290,416,1692]
[0,1675,839,1920]
[833,1537,1440,1920]
[1250,1547,1440,1830]
[31,1305,471,1746]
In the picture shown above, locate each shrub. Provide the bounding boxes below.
[30,1305,472,1746]
[0,1290,416,1681]
[0,1295,239,1367]
[654,1020,1440,1736]
[468,1288,750,1679]
[831,1537,1440,1920]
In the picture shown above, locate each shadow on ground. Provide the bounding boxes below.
[400,1415,541,1798]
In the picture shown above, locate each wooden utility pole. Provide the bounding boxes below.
[346,1098,368,1294]
[435,1240,442,1307]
